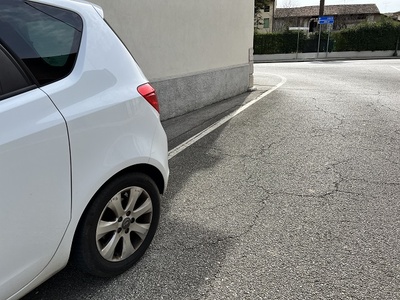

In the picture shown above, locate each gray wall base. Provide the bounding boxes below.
[152,64,250,120]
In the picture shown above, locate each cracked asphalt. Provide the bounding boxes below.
[24,59,400,299]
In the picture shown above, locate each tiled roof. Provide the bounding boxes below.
[275,4,380,18]
[385,11,400,21]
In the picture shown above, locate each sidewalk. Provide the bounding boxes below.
[254,50,399,63]
[162,89,266,150]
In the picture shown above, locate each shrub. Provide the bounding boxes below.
[254,18,400,54]
[254,31,305,54]
[333,19,400,51]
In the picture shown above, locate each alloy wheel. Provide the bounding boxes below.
[95,187,153,262]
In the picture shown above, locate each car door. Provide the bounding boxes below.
[0,45,71,299]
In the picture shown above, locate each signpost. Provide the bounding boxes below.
[289,27,309,60]
[317,16,334,58]
[318,16,334,25]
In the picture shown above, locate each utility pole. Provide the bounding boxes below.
[317,0,325,59]
[319,0,325,16]
[317,0,325,58]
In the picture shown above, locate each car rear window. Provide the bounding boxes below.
[0,0,83,86]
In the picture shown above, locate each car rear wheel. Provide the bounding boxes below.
[72,173,160,277]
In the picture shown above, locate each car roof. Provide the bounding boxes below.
[29,0,104,18]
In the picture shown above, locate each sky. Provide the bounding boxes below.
[277,0,400,13]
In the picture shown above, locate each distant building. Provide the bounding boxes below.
[385,11,400,21]
[274,4,381,32]
[255,0,276,33]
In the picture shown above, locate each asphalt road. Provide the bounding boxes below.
[24,59,400,299]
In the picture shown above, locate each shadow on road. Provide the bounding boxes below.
[23,219,233,300]
[23,91,266,300]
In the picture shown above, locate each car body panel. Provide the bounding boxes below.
[0,0,169,299]
[40,0,168,219]
[0,89,71,299]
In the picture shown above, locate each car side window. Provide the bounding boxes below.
[0,45,33,100]
[0,0,83,86]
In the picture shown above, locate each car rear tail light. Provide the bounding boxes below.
[137,83,160,113]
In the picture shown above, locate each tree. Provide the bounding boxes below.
[254,0,268,31]
[273,0,299,32]
[281,0,298,8]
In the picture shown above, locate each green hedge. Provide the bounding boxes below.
[254,31,333,54]
[333,20,400,51]
[303,32,334,52]
[254,31,303,54]
[254,19,400,54]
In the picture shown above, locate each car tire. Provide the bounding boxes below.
[71,172,160,277]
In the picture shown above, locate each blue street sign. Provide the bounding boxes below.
[319,20,334,24]
[318,16,334,25]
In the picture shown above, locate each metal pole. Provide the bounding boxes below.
[317,24,322,59]
[326,28,331,58]
[296,30,300,60]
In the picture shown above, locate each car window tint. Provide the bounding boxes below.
[0,0,83,86]
[0,45,32,100]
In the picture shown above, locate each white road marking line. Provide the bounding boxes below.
[168,74,287,159]
[391,66,400,72]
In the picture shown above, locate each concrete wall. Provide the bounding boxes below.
[90,0,254,120]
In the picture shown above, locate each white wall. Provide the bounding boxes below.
[90,0,254,119]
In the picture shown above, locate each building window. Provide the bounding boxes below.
[264,6,270,12]
[263,18,270,28]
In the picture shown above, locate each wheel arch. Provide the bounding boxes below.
[112,163,166,195]
[70,163,165,264]
[76,162,165,226]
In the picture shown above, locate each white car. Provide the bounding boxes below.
[0,0,169,299]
